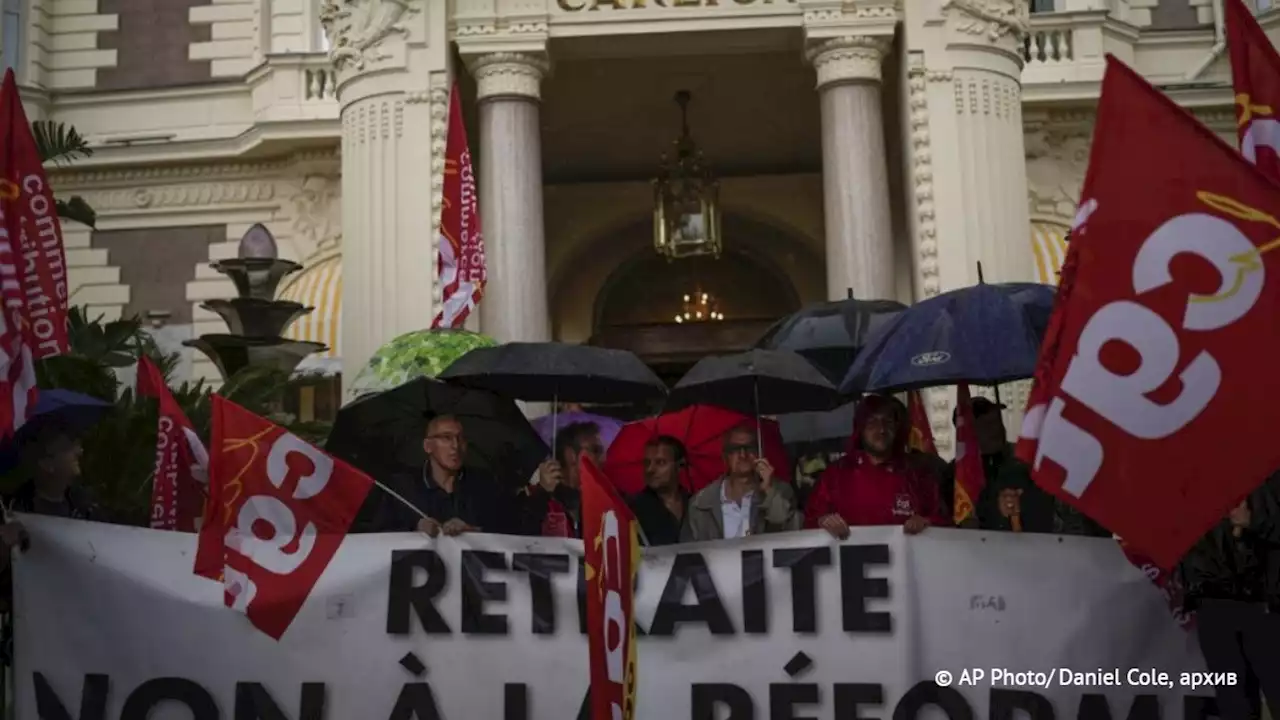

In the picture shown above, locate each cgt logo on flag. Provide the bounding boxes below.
[196,397,373,640]
[1017,55,1280,569]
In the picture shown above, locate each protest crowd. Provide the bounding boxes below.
[1,0,1280,717]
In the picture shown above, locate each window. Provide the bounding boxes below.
[1031,0,1056,13]
[1257,0,1273,13]
[2,0,24,74]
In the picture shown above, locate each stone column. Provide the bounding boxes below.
[908,0,1034,295]
[808,36,896,302]
[467,52,552,344]
[325,0,450,390]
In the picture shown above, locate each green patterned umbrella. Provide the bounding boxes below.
[349,329,498,395]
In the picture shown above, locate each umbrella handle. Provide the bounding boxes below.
[753,381,763,458]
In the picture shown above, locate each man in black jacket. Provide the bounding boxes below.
[1180,472,1280,720]
[627,435,689,546]
[358,414,520,536]
[941,397,1056,533]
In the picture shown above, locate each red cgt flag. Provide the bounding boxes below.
[906,390,936,455]
[432,82,486,329]
[195,396,374,640]
[1016,55,1280,570]
[136,355,208,532]
[952,384,986,527]
[581,455,638,720]
[0,69,70,359]
[1226,0,1280,182]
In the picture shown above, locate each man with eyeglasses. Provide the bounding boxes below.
[361,414,519,536]
[806,394,948,539]
[681,424,801,542]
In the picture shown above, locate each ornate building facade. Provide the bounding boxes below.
[11,0,1277,445]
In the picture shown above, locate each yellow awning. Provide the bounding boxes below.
[277,253,341,360]
[1030,222,1069,285]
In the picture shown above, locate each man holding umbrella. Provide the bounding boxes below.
[521,422,604,538]
[681,424,802,542]
[806,395,947,538]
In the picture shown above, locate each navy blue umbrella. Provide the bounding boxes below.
[840,282,1057,395]
[0,389,114,472]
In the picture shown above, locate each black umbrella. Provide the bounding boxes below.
[326,377,548,487]
[668,349,839,419]
[777,400,858,450]
[439,342,667,404]
[756,298,907,385]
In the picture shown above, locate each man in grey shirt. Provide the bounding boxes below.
[681,424,801,542]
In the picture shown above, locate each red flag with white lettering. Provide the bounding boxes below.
[1226,0,1280,182]
[1016,55,1280,570]
[432,82,485,328]
[582,456,638,720]
[195,396,374,639]
[0,69,70,358]
[136,355,208,532]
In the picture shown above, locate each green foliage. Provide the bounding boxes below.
[31,120,97,228]
[23,307,335,526]
[349,328,496,395]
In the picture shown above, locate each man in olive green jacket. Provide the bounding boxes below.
[681,424,802,542]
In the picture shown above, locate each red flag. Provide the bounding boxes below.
[0,69,69,358]
[195,396,374,639]
[952,385,986,526]
[136,355,207,532]
[1119,540,1195,630]
[581,456,638,720]
[906,390,936,454]
[1226,0,1280,181]
[432,83,485,328]
[1015,55,1280,569]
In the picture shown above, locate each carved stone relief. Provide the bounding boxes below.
[942,0,1030,43]
[320,0,421,73]
[289,174,342,261]
[1025,128,1090,221]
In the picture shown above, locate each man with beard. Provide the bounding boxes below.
[806,394,947,538]
[627,435,689,546]
[681,424,801,542]
[522,422,604,538]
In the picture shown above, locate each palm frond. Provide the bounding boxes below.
[32,120,92,166]
[55,196,96,229]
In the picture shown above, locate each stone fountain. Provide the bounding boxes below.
[183,224,327,381]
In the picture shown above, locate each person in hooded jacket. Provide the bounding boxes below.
[1178,472,1280,720]
[805,394,949,538]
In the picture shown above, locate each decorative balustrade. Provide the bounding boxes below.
[248,53,340,124]
[1024,24,1075,64]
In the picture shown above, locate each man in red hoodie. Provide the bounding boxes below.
[806,394,948,538]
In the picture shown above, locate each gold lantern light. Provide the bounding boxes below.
[653,90,722,261]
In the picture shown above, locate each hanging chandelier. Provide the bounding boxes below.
[674,288,724,323]
[653,90,722,261]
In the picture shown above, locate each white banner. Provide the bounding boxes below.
[14,515,1220,720]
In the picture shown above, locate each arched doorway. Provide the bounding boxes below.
[590,250,801,386]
